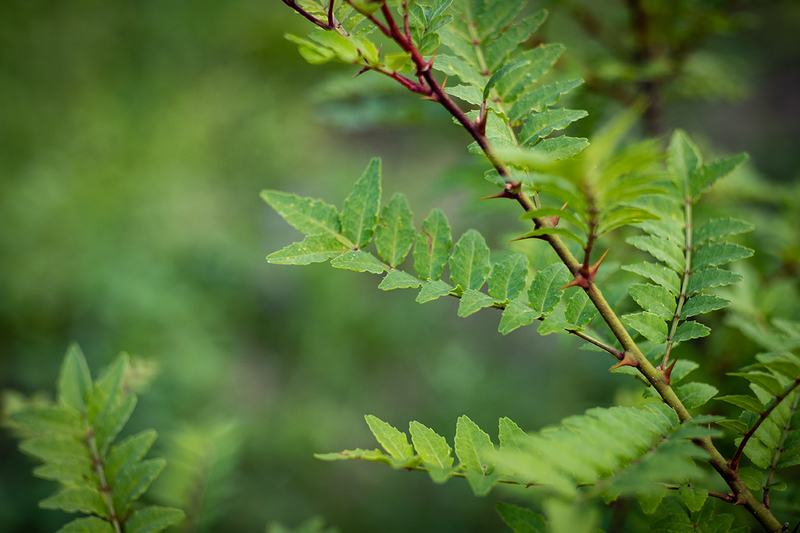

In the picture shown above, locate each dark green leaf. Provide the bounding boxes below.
[105,430,158,482]
[622,263,681,295]
[499,300,536,335]
[717,395,765,414]
[495,502,546,533]
[330,250,388,273]
[678,486,708,513]
[519,109,587,146]
[680,294,730,319]
[483,9,548,72]
[508,79,584,125]
[58,344,93,413]
[537,314,572,336]
[413,209,452,280]
[494,44,565,102]
[112,459,166,514]
[564,290,597,327]
[56,517,115,533]
[39,487,107,518]
[266,235,349,265]
[488,254,529,301]
[449,229,491,291]
[125,506,186,533]
[375,193,414,267]
[692,243,753,271]
[378,270,422,291]
[689,153,748,200]
[629,284,676,320]
[728,372,784,396]
[672,321,711,343]
[694,218,754,245]
[686,267,742,295]
[676,383,718,410]
[341,158,382,249]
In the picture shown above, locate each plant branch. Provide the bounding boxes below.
[85,427,122,533]
[283,0,337,31]
[663,196,694,368]
[731,378,800,472]
[764,388,800,508]
[664,483,736,503]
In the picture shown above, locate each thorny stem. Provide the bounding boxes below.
[282,0,338,31]
[764,389,800,509]
[86,428,122,533]
[284,3,785,530]
[663,195,694,368]
[731,379,800,472]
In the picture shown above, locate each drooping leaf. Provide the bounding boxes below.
[416,279,454,303]
[125,506,186,533]
[458,289,495,317]
[495,502,547,533]
[330,250,388,273]
[498,300,536,335]
[365,415,414,462]
[375,193,414,267]
[449,229,491,291]
[260,190,341,238]
[454,415,499,496]
[58,344,93,413]
[622,312,668,344]
[341,158,382,249]
[55,517,115,533]
[413,209,452,281]
[629,284,676,320]
[266,235,349,265]
[487,254,529,302]
[672,321,711,343]
[667,130,702,193]
[409,421,454,484]
[692,242,753,271]
[694,218,754,245]
[564,290,597,327]
[528,263,570,317]
[378,269,422,291]
[622,263,681,295]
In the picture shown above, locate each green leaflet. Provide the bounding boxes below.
[487,253,529,301]
[409,421,454,484]
[365,415,415,463]
[330,250,388,273]
[689,153,749,200]
[626,235,684,272]
[564,290,597,327]
[267,235,349,265]
[33,462,97,487]
[408,0,453,56]
[622,262,681,295]
[667,130,702,192]
[19,437,92,465]
[672,321,711,343]
[125,507,186,533]
[494,44,565,102]
[112,459,166,514]
[105,430,158,481]
[12,406,84,437]
[498,417,528,454]
[498,300,536,335]
[413,208,452,281]
[260,190,341,238]
[341,158,382,249]
[454,415,499,496]
[694,217,754,245]
[484,60,529,101]
[58,344,92,412]
[483,9,548,72]
[537,314,572,336]
[56,517,115,533]
[449,229,491,291]
[692,242,754,271]
[519,109,587,146]
[535,137,589,161]
[445,84,483,105]
[378,270,422,291]
[39,487,108,518]
[680,294,730,319]
[717,395,766,414]
[622,312,668,344]
[508,79,584,125]
[416,279,453,303]
[375,193,414,268]
[458,289,495,317]
[433,54,485,87]
[637,486,668,514]
[675,383,718,410]
[495,502,547,533]
[686,267,742,295]
[629,283,676,320]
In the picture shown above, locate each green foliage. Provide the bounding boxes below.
[10,344,184,533]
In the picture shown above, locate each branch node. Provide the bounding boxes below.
[609,351,638,371]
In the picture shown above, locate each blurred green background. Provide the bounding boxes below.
[1,1,799,531]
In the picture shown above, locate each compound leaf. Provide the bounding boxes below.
[622,312,667,344]
[454,415,499,496]
[458,289,495,317]
[125,506,186,533]
[498,300,536,335]
[266,235,349,265]
[379,270,422,291]
[488,253,529,301]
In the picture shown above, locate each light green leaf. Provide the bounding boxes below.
[676,383,718,410]
[598,207,660,236]
[670,360,700,384]
[12,406,83,437]
[488,254,529,301]
[433,54,485,87]
[626,235,684,272]
[449,229,491,291]
[622,262,682,295]
[375,193,414,267]
[686,267,742,295]
[498,300,536,335]
[266,235,349,265]
[672,321,711,343]
[314,448,391,464]
[56,517,115,533]
[413,209,452,280]
[409,421,454,484]
[416,279,453,303]
[483,9,548,72]
[629,284,676,320]
[378,270,422,291]
[445,84,483,105]
[495,502,547,533]
[520,206,587,233]
[520,109,587,146]
[285,34,335,65]
[680,294,730,319]
[383,51,411,73]
[19,436,92,465]
[112,459,166,514]
[528,263,570,317]
[33,462,96,487]
[667,129,702,194]
[458,289,495,317]
[39,487,107,518]
[454,415,499,496]
[125,506,186,533]
[692,242,753,271]
[58,344,92,413]
[537,314,572,336]
[365,415,414,461]
[564,290,597,327]
[689,153,748,200]
[105,430,158,482]
[498,417,528,454]
[717,395,765,414]
[694,218,754,245]
[535,136,589,160]
[94,394,136,457]
[341,158,382,249]
[508,79,584,124]
[622,312,667,344]
[260,190,341,237]
[330,250,388,273]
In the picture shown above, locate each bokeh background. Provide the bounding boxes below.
[1,1,799,531]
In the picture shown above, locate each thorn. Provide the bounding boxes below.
[477,100,487,136]
[480,189,515,200]
[427,51,439,72]
[559,274,590,290]
[609,351,638,371]
[657,359,678,385]
[353,66,370,78]
[732,493,747,506]
[586,249,610,282]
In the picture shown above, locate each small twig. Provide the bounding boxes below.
[664,483,736,503]
[731,379,800,472]
[327,0,335,29]
[283,0,335,30]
